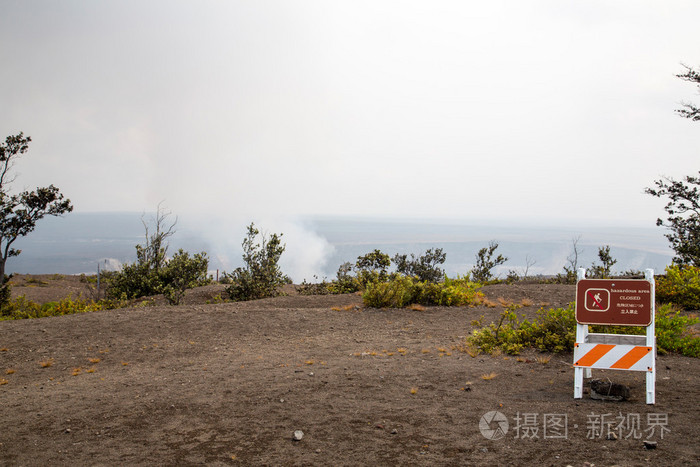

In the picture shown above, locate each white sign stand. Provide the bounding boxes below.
[573,268,656,405]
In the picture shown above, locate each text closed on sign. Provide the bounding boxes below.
[575,279,652,326]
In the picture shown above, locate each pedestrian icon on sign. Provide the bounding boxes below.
[584,288,609,312]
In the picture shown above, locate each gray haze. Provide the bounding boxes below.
[1,1,697,278]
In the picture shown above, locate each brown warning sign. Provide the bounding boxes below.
[575,279,652,326]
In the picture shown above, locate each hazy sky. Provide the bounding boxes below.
[1,0,698,228]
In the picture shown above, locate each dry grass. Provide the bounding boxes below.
[39,359,54,368]
[88,358,101,364]
[0,378,8,385]
[536,356,551,365]
[497,297,512,307]
[332,304,361,312]
[6,369,15,375]
[0,347,8,352]
[454,341,480,358]
[409,304,426,311]
[481,298,498,308]
[71,368,82,376]
[520,298,534,307]
[481,372,498,380]
[410,387,418,394]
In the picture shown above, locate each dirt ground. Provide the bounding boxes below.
[1,277,698,466]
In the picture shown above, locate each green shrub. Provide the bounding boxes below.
[329,262,362,293]
[0,295,131,320]
[225,223,287,301]
[106,262,156,299]
[588,245,618,279]
[656,265,700,310]
[104,206,209,303]
[470,241,507,283]
[0,295,40,319]
[297,276,331,296]
[362,276,483,308]
[160,250,209,305]
[106,250,209,303]
[393,248,446,283]
[362,275,415,308]
[355,250,391,288]
[655,303,700,356]
[0,280,11,313]
[468,305,576,355]
[468,302,700,357]
[414,276,484,306]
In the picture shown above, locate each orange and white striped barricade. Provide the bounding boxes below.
[573,268,656,404]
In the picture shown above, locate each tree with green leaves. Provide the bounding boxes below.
[676,64,700,121]
[105,205,209,303]
[393,248,446,283]
[589,245,618,279]
[225,223,287,301]
[355,249,391,287]
[640,66,700,267]
[0,133,73,285]
[646,172,700,266]
[470,241,507,283]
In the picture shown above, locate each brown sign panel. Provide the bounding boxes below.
[575,279,652,326]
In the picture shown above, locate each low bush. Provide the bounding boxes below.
[355,250,392,288]
[362,275,415,308]
[393,248,446,283]
[104,206,210,303]
[470,241,507,283]
[0,295,131,320]
[362,276,483,308]
[225,223,287,301]
[160,250,209,305]
[468,303,700,358]
[654,303,700,356]
[297,276,332,296]
[656,265,700,310]
[588,245,618,279]
[330,262,363,294]
[107,250,209,303]
[468,305,576,355]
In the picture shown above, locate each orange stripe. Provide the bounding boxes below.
[575,344,615,366]
[610,347,652,369]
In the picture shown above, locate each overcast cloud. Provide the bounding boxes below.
[1,0,698,229]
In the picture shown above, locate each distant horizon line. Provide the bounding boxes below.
[66,210,661,230]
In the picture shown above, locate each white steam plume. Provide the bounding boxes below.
[177,212,334,283]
